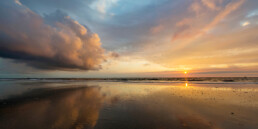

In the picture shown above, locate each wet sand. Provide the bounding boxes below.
[0,79,258,129]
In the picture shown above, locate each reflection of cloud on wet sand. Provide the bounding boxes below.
[0,87,104,129]
[94,88,221,129]
[96,99,220,129]
[177,115,219,129]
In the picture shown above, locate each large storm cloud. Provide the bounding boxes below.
[0,0,105,70]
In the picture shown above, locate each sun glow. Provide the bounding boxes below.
[184,71,188,74]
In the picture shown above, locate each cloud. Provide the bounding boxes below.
[0,0,106,70]
[201,0,222,10]
[204,0,245,31]
[241,21,250,26]
[90,0,119,14]
[109,52,119,58]
[150,24,164,34]
[172,0,245,43]
[14,0,22,5]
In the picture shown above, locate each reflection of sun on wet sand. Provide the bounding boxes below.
[0,80,258,129]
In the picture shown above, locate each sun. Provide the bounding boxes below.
[184,71,187,74]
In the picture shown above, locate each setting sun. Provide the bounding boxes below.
[184,71,188,74]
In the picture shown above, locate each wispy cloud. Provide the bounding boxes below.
[172,0,245,42]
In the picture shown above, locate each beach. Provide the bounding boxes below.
[0,78,258,129]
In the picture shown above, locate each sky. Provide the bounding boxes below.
[0,0,258,78]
